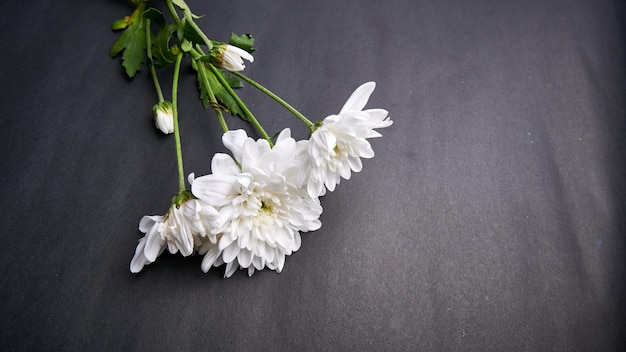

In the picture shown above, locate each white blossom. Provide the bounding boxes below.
[298,82,392,197]
[130,196,217,273]
[212,44,254,72]
[191,129,322,277]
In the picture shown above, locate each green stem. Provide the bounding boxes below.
[208,64,273,146]
[145,19,165,102]
[164,0,212,49]
[232,71,315,131]
[194,58,229,133]
[184,11,213,49]
[164,0,181,24]
[172,52,186,192]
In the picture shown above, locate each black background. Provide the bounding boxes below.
[1,0,625,351]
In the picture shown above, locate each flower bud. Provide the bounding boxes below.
[210,43,254,72]
[153,101,174,134]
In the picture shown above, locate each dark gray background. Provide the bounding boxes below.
[1,0,625,351]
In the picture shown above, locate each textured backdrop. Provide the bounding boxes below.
[1,0,625,351]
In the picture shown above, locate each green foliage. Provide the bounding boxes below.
[229,33,255,53]
[109,4,148,78]
[193,60,248,121]
[181,18,206,46]
[144,8,178,67]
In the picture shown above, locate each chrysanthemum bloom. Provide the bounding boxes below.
[210,43,254,72]
[298,82,393,197]
[130,194,217,273]
[153,101,174,134]
[191,128,323,277]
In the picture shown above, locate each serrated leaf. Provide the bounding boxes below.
[109,14,147,78]
[193,60,248,120]
[112,16,131,30]
[229,33,255,53]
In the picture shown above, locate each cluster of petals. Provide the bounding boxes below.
[130,197,217,273]
[297,82,393,197]
[191,128,322,277]
[130,82,391,277]
[212,44,254,72]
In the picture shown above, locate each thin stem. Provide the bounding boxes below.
[164,0,212,49]
[172,52,186,192]
[164,0,181,24]
[232,71,315,131]
[208,64,273,146]
[145,19,165,102]
[194,58,229,133]
[184,11,213,49]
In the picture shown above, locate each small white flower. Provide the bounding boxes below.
[298,82,393,197]
[191,128,322,278]
[153,101,174,134]
[211,44,254,72]
[130,195,217,273]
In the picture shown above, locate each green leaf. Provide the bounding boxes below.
[229,33,255,53]
[109,14,147,78]
[171,0,191,12]
[181,18,206,46]
[172,0,203,19]
[111,16,131,31]
[220,72,243,89]
[195,56,244,88]
[193,60,248,120]
[142,8,178,68]
[150,24,178,68]
[143,7,166,29]
[180,39,193,52]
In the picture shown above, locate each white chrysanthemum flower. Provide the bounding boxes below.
[298,82,393,197]
[130,195,217,273]
[191,128,322,278]
[211,44,254,72]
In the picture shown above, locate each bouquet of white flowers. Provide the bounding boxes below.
[110,0,392,278]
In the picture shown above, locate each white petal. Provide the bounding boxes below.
[191,174,237,206]
[138,215,162,233]
[339,82,376,114]
[144,227,165,262]
[238,249,253,268]
[130,237,148,273]
[211,153,240,175]
[227,44,254,63]
[224,261,238,278]
[201,245,222,273]
[275,128,292,142]
[222,242,240,263]
[252,256,264,270]
[222,129,249,162]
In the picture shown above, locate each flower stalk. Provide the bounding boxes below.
[172,51,186,192]
[145,19,165,103]
[207,63,273,146]
[232,71,315,132]
[193,58,229,133]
